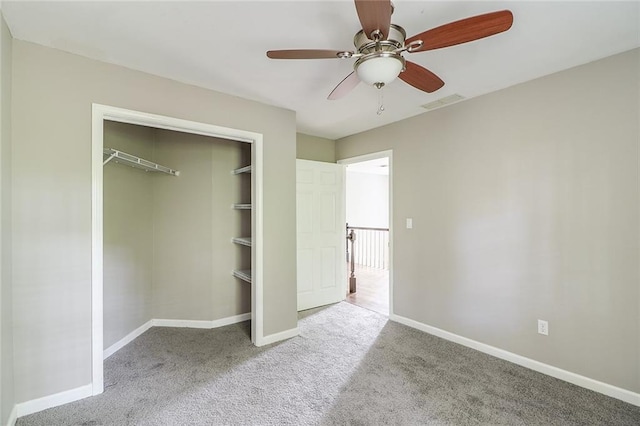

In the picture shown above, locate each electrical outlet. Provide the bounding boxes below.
[406,218,413,229]
[538,319,549,336]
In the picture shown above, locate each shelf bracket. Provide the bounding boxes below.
[103,153,117,166]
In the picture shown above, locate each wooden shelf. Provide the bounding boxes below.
[232,237,252,247]
[232,203,252,210]
[232,269,252,283]
[232,165,252,175]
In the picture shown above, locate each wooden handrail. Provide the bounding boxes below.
[347,226,389,232]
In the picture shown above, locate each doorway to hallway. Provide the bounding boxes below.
[340,152,391,316]
[345,261,389,315]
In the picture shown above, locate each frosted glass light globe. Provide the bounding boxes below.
[356,55,404,86]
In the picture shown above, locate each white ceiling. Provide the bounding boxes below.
[3,1,639,140]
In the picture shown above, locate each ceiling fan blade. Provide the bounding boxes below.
[354,0,392,40]
[266,50,352,59]
[406,10,513,52]
[328,72,360,100]
[399,61,445,93]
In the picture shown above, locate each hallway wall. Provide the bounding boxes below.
[346,171,389,229]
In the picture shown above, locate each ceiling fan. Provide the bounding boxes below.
[266,0,513,100]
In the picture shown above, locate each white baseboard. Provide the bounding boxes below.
[20,312,253,419]
[152,318,216,329]
[390,314,640,407]
[5,405,17,426]
[103,320,153,359]
[256,327,299,347]
[152,312,251,329]
[209,312,252,328]
[104,313,252,359]
[16,384,92,418]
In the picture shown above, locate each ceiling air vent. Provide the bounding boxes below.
[421,94,465,110]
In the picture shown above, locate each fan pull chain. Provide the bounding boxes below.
[377,88,385,115]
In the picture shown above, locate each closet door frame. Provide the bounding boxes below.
[90,104,264,396]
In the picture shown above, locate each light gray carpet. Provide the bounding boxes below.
[17,302,640,425]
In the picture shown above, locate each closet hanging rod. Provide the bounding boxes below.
[103,148,180,176]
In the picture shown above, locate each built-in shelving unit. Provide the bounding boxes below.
[232,162,252,285]
[232,269,252,284]
[103,148,180,176]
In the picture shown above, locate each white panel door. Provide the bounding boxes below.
[296,159,346,311]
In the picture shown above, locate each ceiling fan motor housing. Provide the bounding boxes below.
[353,24,406,53]
[353,24,407,87]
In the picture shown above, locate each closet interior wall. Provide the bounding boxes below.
[103,121,251,350]
[103,121,154,349]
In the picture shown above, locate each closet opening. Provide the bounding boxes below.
[91,104,264,396]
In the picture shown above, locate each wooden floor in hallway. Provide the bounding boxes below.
[345,264,389,316]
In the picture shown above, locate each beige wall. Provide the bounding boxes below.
[152,130,250,321]
[0,12,14,425]
[103,121,155,349]
[337,49,640,393]
[11,40,297,403]
[297,133,336,162]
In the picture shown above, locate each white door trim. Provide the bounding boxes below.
[338,150,393,317]
[91,104,264,396]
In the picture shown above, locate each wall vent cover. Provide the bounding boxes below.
[421,94,465,110]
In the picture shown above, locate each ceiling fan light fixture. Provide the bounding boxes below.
[354,52,405,87]
[266,2,514,100]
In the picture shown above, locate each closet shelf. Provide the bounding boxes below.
[232,203,252,210]
[232,165,252,175]
[232,237,252,247]
[232,269,252,283]
[103,148,180,176]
